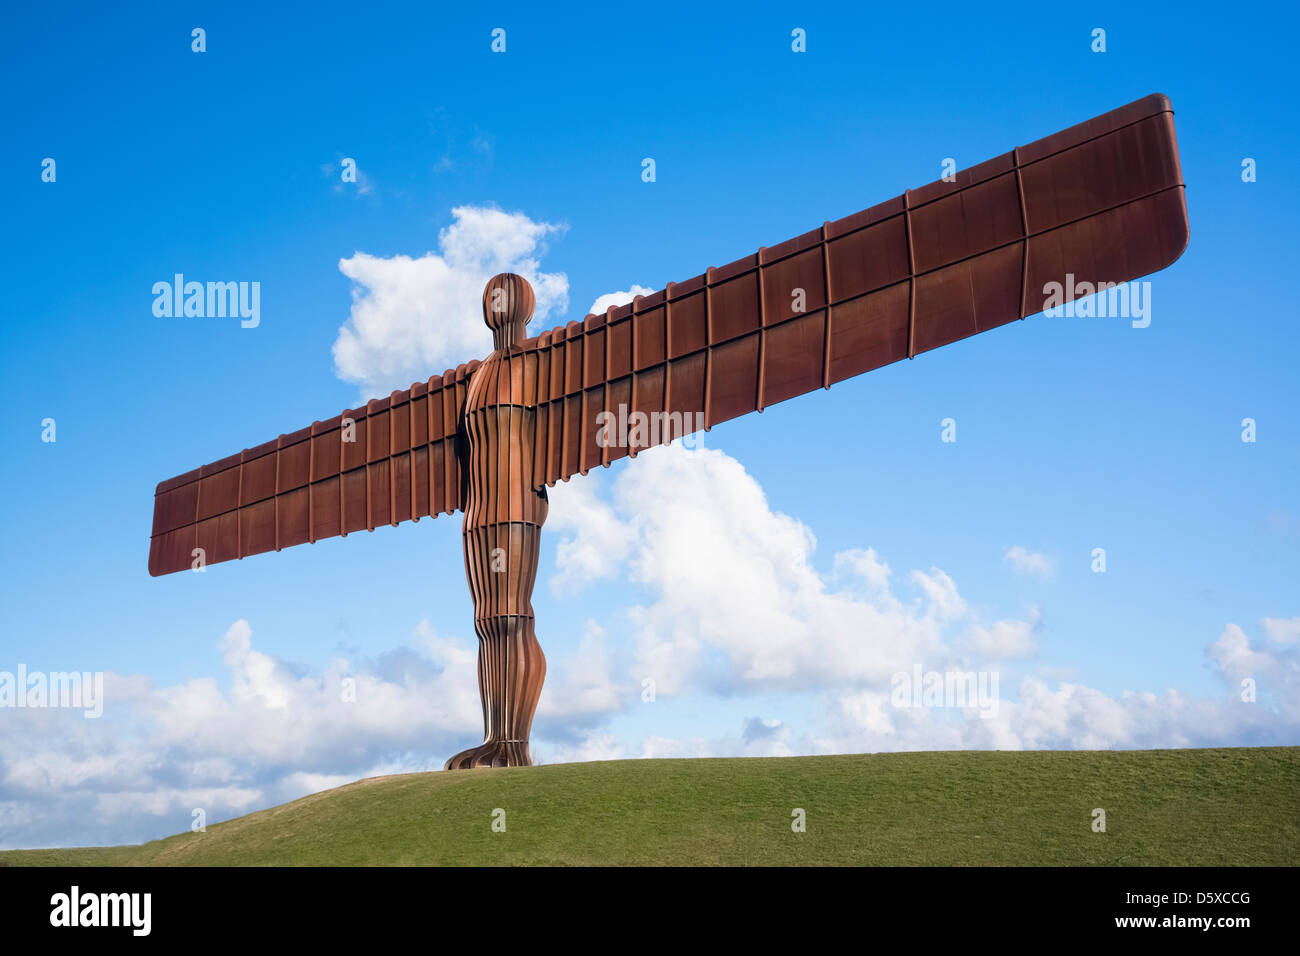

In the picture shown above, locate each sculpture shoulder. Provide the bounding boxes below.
[464,349,539,412]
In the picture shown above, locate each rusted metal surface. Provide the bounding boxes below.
[446,275,548,768]
[523,93,1187,484]
[150,94,1188,769]
[148,366,476,576]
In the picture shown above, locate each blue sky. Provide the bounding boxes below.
[1,2,1297,847]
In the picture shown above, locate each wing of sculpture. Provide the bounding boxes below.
[148,361,479,576]
[525,92,1188,486]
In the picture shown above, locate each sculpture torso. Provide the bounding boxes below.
[461,349,549,534]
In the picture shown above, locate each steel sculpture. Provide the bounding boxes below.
[149,94,1189,768]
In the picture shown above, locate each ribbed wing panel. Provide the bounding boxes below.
[148,362,479,576]
[527,93,1188,487]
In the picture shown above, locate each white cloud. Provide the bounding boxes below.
[535,621,626,722]
[1003,546,1056,580]
[639,735,713,759]
[815,655,1292,754]
[622,626,1300,757]
[332,205,569,401]
[964,609,1041,659]
[1204,622,1300,722]
[588,285,655,317]
[0,619,484,849]
[910,567,966,621]
[739,717,796,756]
[635,720,795,760]
[833,548,892,593]
[543,444,1300,756]
[1261,616,1300,644]
[545,471,636,595]
[544,732,626,765]
[549,444,1018,693]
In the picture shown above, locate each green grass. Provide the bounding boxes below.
[3,747,1297,866]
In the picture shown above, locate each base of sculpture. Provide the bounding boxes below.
[444,739,534,770]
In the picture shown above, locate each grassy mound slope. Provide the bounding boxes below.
[4,747,1296,866]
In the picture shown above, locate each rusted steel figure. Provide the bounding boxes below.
[447,275,549,768]
[148,94,1190,769]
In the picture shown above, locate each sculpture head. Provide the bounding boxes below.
[482,273,534,350]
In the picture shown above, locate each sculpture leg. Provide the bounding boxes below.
[445,520,546,769]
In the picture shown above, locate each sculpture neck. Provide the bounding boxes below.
[492,325,525,352]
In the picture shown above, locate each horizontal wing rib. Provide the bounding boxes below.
[148,362,479,576]
[526,92,1189,487]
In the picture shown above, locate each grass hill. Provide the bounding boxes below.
[3,747,1297,866]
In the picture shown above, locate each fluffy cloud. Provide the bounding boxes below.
[0,606,640,848]
[588,285,655,317]
[1003,545,1056,579]
[964,609,1041,659]
[813,651,1297,755]
[0,620,486,849]
[548,444,1007,693]
[332,205,569,401]
[546,443,1300,755]
[545,470,636,595]
[1261,616,1300,644]
[535,621,626,725]
[546,732,626,764]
